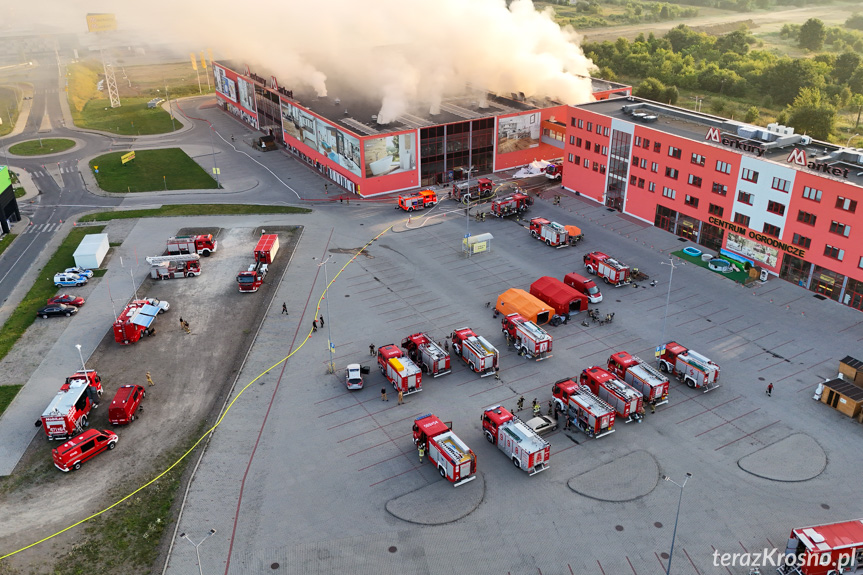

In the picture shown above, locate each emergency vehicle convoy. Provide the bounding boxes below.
[377,344,422,395]
[146,254,201,280]
[551,377,616,438]
[490,192,532,217]
[412,414,477,486]
[165,234,217,257]
[481,405,550,475]
[500,313,552,360]
[583,251,632,286]
[528,217,569,248]
[39,370,103,440]
[401,333,450,377]
[451,327,499,377]
[452,178,493,203]
[579,366,644,423]
[781,517,863,575]
[237,234,279,293]
[658,341,720,392]
[113,300,165,344]
[397,190,438,211]
[545,162,563,180]
[607,351,670,406]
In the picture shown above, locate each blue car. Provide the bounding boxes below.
[54,273,87,287]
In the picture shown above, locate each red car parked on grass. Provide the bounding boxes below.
[47,294,86,307]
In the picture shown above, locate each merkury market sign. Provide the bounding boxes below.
[705,128,764,157]
[707,216,806,258]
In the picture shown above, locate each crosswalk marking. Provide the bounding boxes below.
[21,223,61,234]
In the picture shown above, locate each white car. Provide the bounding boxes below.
[345,364,364,390]
[65,267,94,278]
[53,273,87,287]
[143,297,170,314]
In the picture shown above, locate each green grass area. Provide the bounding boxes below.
[0,385,23,417]
[74,97,183,135]
[90,148,217,193]
[0,233,16,259]
[0,86,19,138]
[78,204,311,222]
[672,250,752,284]
[0,226,106,365]
[8,138,76,156]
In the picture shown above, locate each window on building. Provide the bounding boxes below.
[667,146,682,159]
[586,122,593,132]
[836,197,858,213]
[575,155,581,165]
[715,160,732,174]
[797,210,817,225]
[763,223,781,238]
[571,118,577,127]
[567,153,575,163]
[643,138,650,149]
[733,212,751,227]
[585,140,591,150]
[824,245,844,261]
[640,158,647,169]
[599,165,606,174]
[859,256,863,269]
[632,155,640,167]
[594,143,601,153]
[771,177,791,192]
[651,162,659,173]
[708,203,724,217]
[593,163,599,172]
[829,221,851,237]
[634,136,642,147]
[648,182,656,192]
[578,119,583,128]
[712,182,728,195]
[802,186,822,202]
[766,201,786,216]
[601,146,608,155]
[654,142,662,153]
[691,153,706,166]
[684,195,699,207]
[741,168,759,183]
[630,174,637,185]
[662,187,676,199]
[738,191,754,205]
[637,178,645,188]
[603,126,610,136]
[584,158,590,168]
[687,174,702,187]
[569,135,576,145]
[792,233,811,249]
[666,167,679,179]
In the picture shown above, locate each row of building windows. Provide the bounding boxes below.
[570,118,610,137]
[569,136,609,155]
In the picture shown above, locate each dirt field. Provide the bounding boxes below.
[0,224,300,572]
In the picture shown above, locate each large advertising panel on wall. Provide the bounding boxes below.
[280,100,362,177]
[497,111,541,154]
[214,65,237,102]
[237,77,256,114]
[363,132,416,178]
[725,232,779,268]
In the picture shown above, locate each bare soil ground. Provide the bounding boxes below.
[0,224,301,573]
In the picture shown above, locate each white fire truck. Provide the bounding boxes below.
[579,366,643,423]
[38,370,103,440]
[451,327,499,377]
[528,217,569,248]
[500,313,552,361]
[401,333,451,377]
[658,341,720,392]
[413,414,477,486]
[377,344,422,394]
[583,251,631,286]
[481,405,549,475]
[607,351,670,407]
[146,254,202,280]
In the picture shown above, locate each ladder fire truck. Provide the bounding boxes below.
[607,351,670,407]
[583,251,631,286]
[146,254,201,280]
[377,344,422,395]
[166,234,217,256]
[412,414,477,486]
[579,366,644,423]
[451,327,499,377]
[397,190,438,211]
[552,377,616,438]
[490,193,532,217]
[38,370,103,440]
[658,341,720,392]
[452,178,493,203]
[401,333,451,377]
[113,300,163,344]
[528,217,569,248]
[237,234,279,293]
[481,405,549,475]
[545,162,563,180]
[500,313,552,361]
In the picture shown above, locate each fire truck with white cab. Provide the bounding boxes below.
[146,254,201,280]
[607,351,669,406]
[401,333,450,377]
[413,414,477,486]
[658,341,720,392]
[500,313,552,361]
[584,251,631,286]
[481,405,549,475]
[38,370,103,440]
[451,327,499,377]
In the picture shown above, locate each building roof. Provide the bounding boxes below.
[823,377,863,402]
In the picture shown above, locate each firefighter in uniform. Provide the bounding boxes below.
[517,396,524,412]
[418,443,425,463]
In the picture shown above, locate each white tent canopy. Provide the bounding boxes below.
[513,160,551,178]
[462,233,494,255]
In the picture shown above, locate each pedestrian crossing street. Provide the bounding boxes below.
[20,222,62,234]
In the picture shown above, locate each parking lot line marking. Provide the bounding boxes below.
[784,349,813,362]
[337,413,421,443]
[721,340,750,353]
[386,312,419,324]
[551,443,579,457]
[739,351,763,362]
[357,449,415,472]
[317,400,365,418]
[347,434,412,458]
[683,548,702,574]
[714,421,779,451]
[694,408,759,437]
[626,555,638,574]
[675,396,741,423]
[739,540,748,552]
[839,320,863,333]
[368,463,424,487]
[676,315,705,327]
[571,564,577,575]
[654,552,667,573]
[710,545,735,575]
[315,391,352,405]
[757,358,787,372]
[719,313,745,325]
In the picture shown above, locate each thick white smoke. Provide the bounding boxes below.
[6,0,597,123]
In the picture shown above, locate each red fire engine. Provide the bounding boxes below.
[551,377,616,438]
[781,518,863,575]
[397,190,437,211]
[481,405,549,475]
[451,327,499,377]
[658,341,720,392]
[579,366,643,423]
[39,370,103,440]
[500,313,552,361]
[583,251,631,286]
[377,344,422,394]
[412,414,477,486]
[528,217,569,248]
[490,193,532,217]
[452,178,493,203]
[545,162,563,180]
[607,351,670,407]
[146,254,201,280]
[113,300,162,344]
[238,234,279,293]
[166,234,217,257]
[401,333,451,377]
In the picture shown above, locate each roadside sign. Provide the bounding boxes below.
[212,168,220,175]
[121,151,135,165]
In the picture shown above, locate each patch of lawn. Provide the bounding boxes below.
[0,86,19,138]
[78,204,311,222]
[76,97,183,135]
[0,233,16,259]
[0,385,23,417]
[672,250,751,284]
[9,138,76,156]
[0,226,106,364]
[90,148,217,192]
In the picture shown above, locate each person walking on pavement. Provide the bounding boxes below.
[418,443,425,463]
[381,387,388,402]
[319,315,324,327]
[564,413,571,430]
[398,390,404,405]
[547,400,553,416]
[767,383,773,396]
[369,343,375,356]
[532,398,540,416]
[179,317,184,330]
[517,396,525,412]
[281,303,288,315]
[146,371,155,387]
[183,320,191,334]
[650,402,656,414]
[312,320,318,333]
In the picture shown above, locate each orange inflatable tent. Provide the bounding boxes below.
[495,288,554,325]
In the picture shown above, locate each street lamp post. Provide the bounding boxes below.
[317,256,335,374]
[662,472,692,575]
[659,256,684,351]
[165,83,176,132]
[846,133,860,148]
[75,344,86,372]
[180,529,216,575]
[208,125,221,187]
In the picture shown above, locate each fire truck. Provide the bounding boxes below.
[490,193,532,217]
[39,370,103,440]
[452,177,493,203]
[579,366,643,423]
[401,333,450,377]
[412,414,477,486]
[166,234,217,257]
[607,351,670,407]
[551,377,616,438]
[583,251,631,286]
[528,217,569,248]
[658,341,720,392]
[500,313,552,361]
[146,254,201,280]
[451,327,499,377]
[545,162,563,180]
[238,234,279,293]
[113,300,163,344]
[397,190,437,211]
[377,344,422,395]
[781,517,863,575]
[481,405,549,475]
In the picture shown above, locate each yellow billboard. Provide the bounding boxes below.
[86,13,117,33]
[121,151,136,164]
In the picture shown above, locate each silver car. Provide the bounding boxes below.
[525,415,558,436]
